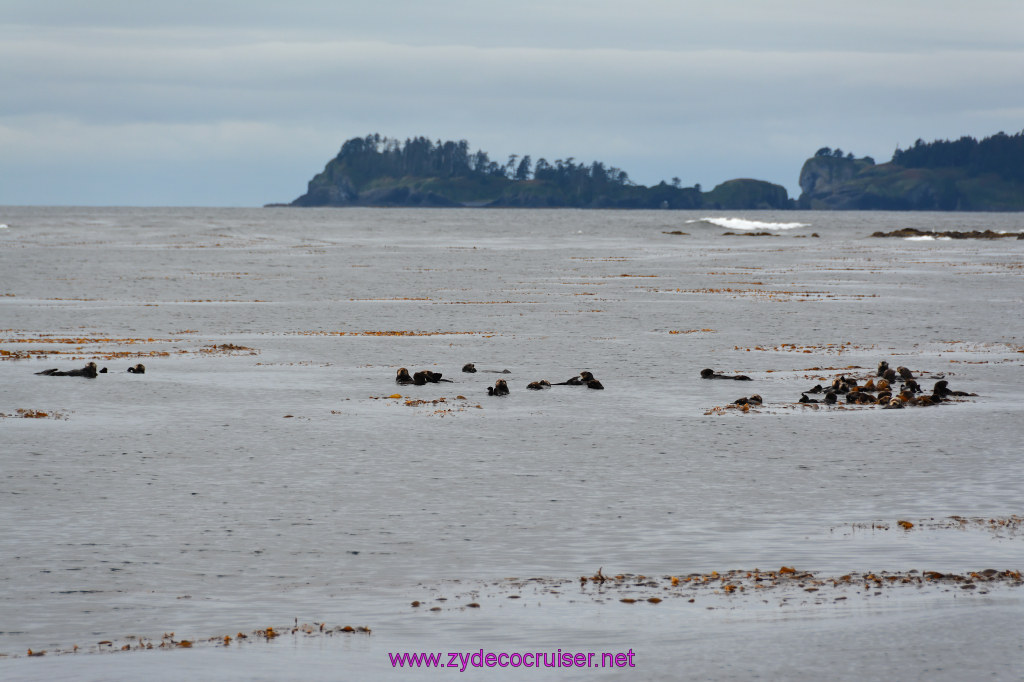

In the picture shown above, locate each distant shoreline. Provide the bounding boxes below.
[281,132,1024,212]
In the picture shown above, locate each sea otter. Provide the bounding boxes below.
[396,368,415,385]
[554,371,592,385]
[35,362,98,378]
[882,397,904,409]
[831,376,852,394]
[127,363,145,374]
[462,363,477,373]
[932,380,975,397]
[488,379,510,396]
[526,380,551,390]
[877,361,889,377]
[553,370,604,387]
[897,366,915,382]
[733,394,762,405]
[848,391,875,405]
[700,368,752,381]
[421,370,451,383]
[882,368,897,383]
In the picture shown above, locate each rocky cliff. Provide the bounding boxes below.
[797,154,1024,211]
[798,156,875,207]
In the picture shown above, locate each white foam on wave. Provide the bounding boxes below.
[685,217,810,231]
[904,235,952,241]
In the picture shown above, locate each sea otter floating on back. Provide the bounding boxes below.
[465,363,511,374]
[554,371,599,386]
[416,370,450,383]
[35,362,99,378]
[396,367,450,385]
[701,368,752,381]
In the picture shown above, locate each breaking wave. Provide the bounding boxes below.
[685,217,810,231]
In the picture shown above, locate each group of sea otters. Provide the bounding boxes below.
[704,360,976,410]
[35,362,145,378]
[396,363,604,396]
[35,358,972,411]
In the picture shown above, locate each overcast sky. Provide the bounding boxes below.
[3,0,1023,206]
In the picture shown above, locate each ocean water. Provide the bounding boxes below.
[1,207,1023,680]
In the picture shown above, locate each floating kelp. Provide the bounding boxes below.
[848,515,1023,538]
[650,288,878,302]
[0,334,260,362]
[12,622,371,659]
[0,408,70,420]
[409,565,1024,614]
[361,394,482,415]
[199,344,259,355]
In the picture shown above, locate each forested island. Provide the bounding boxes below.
[287,134,791,210]
[285,130,1024,211]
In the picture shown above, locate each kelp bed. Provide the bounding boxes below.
[8,623,371,659]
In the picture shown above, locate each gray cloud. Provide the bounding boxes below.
[2,1,1023,205]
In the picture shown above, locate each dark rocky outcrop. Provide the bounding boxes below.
[703,179,794,210]
[870,228,1023,239]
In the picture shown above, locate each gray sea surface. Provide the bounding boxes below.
[1,207,1023,680]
